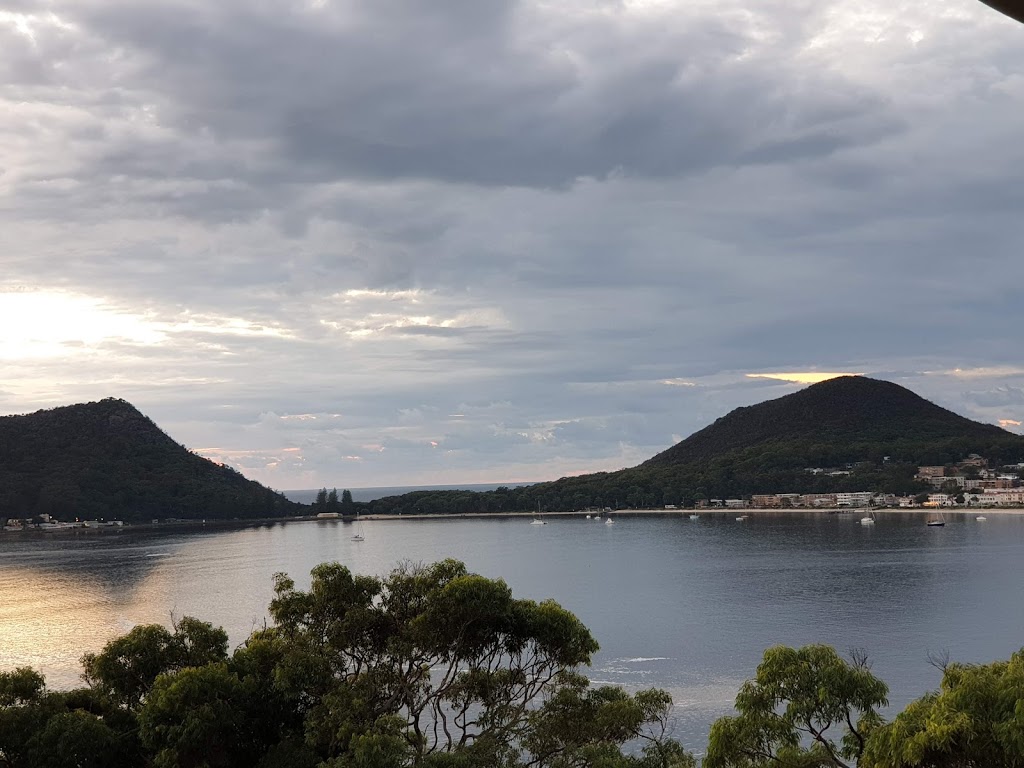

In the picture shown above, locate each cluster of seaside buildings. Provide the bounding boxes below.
[696,455,1024,510]
[2,513,124,532]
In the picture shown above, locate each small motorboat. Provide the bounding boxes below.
[585,514,591,519]
[736,515,748,521]
[976,516,988,521]
[689,514,700,520]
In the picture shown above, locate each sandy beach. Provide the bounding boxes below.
[357,506,1024,521]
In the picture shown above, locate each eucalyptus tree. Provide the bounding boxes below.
[2,559,691,767]
[704,645,888,768]
[861,648,1024,767]
[267,558,691,767]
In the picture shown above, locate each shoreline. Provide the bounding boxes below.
[4,506,1023,536]
[355,506,1024,521]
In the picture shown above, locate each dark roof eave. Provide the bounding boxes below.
[979,0,1024,24]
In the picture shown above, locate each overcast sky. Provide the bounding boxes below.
[2,0,1023,490]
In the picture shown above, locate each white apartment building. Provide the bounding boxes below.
[977,490,1024,505]
[835,491,874,506]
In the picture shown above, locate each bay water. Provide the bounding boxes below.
[2,511,1023,751]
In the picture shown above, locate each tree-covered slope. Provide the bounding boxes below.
[366,377,1024,514]
[0,398,300,522]
[643,376,1017,469]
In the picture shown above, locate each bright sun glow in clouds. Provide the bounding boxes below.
[0,289,294,361]
[0,290,164,359]
[746,372,862,384]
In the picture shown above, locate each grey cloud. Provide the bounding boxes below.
[2,0,1024,487]
[963,386,1024,408]
[6,0,900,201]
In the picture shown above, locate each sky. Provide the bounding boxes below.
[2,0,1024,490]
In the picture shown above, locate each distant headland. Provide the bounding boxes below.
[2,377,1023,528]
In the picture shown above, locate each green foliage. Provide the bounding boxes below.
[268,558,611,764]
[364,378,1024,515]
[10,614,1024,768]
[0,398,300,522]
[705,645,888,768]
[644,377,1022,470]
[21,710,134,768]
[0,672,143,768]
[139,662,270,768]
[861,649,1024,767]
[0,668,44,706]
[1,560,691,768]
[7,380,1019,523]
[81,617,228,707]
[525,674,696,768]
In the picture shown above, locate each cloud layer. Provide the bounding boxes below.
[2,0,1023,488]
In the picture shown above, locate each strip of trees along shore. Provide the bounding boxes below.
[312,487,355,515]
[2,559,1022,768]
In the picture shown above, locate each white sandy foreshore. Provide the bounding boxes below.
[356,506,1024,521]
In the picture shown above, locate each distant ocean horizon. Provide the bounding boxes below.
[283,482,538,504]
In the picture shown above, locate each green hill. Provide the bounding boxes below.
[4,379,1021,522]
[0,398,301,523]
[366,376,1024,514]
[643,375,1018,468]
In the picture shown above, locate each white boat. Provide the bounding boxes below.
[926,511,945,527]
[736,515,748,521]
[530,518,546,525]
[605,517,615,525]
[860,510,876,526]
[689,514,700,520]
[976,516,988,521]
[352,510,365,540]
[585,514,591,519]
[351,532,364,541]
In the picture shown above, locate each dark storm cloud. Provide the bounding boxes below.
[17,0,899,196]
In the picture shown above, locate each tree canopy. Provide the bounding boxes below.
[705,645,887,768]
[0,560,692,768]
[4,558,1024,767]
[861,649,1024,767]
[0,399,299,522]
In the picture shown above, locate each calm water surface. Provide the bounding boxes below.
[3,511,1024,750]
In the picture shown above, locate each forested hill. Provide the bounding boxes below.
[0,398,300,522]
[643,376,1017,468]
[364,377,1024,515]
